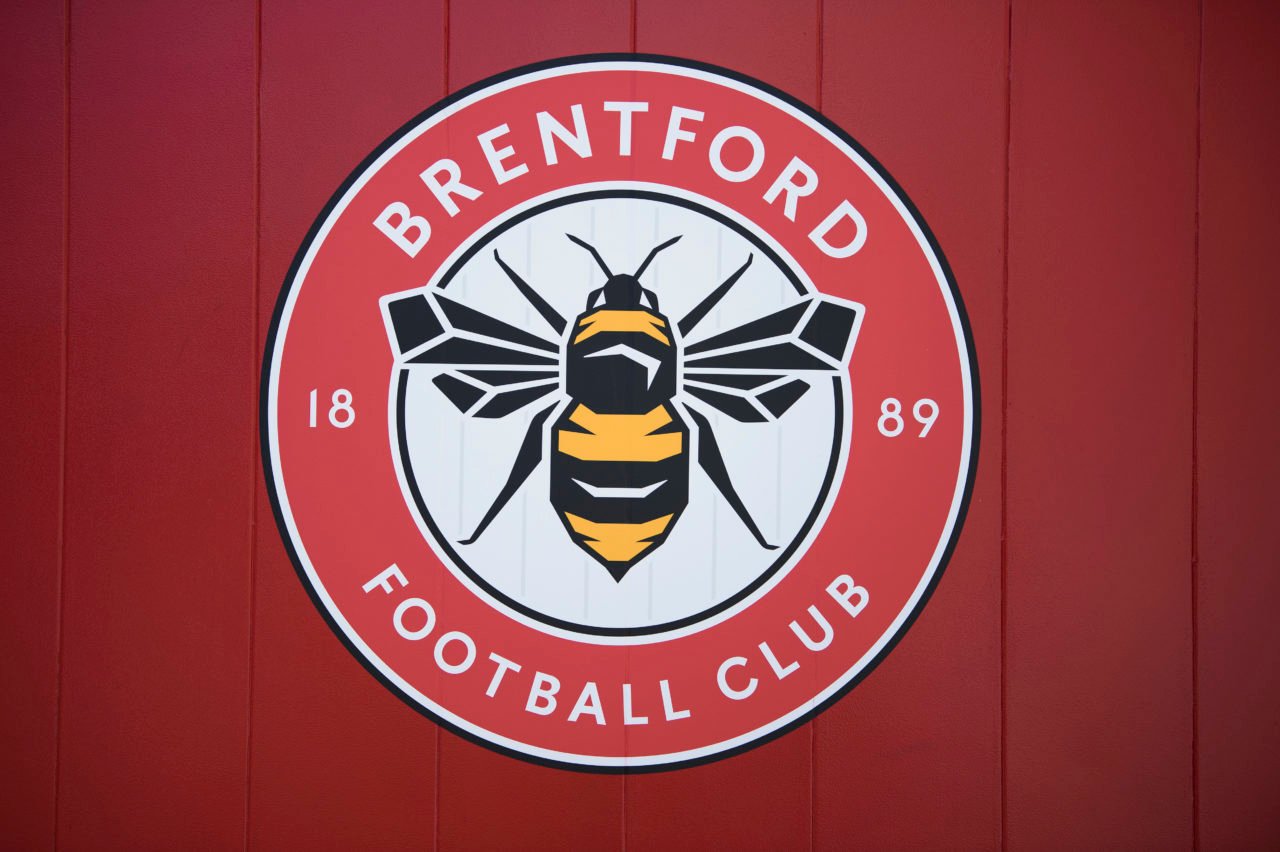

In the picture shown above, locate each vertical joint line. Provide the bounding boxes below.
[811,6,824,843]
[244,0,263,848]
[53,0,72,845]
[1191,1,1203,848]
[1000,0,1013,848]
[437,10,449,848]
[815,0,824,110]
[442,0,450,96]
[433,726,441,850]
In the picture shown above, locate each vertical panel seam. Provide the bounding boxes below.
[1191,0,1203,848]
[625,13,637,850]
[809,723,817,851]
[811,5,823,848]
[815,0,823,111]
[436,5,449,849]
[624,8,634,849]
[443,0,451,95]
[243,0,263,848]
[53,0,71,847]
[1000,0,1013,849]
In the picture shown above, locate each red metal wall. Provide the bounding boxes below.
[2,1,1276,848]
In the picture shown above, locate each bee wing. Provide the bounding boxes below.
[681,373,812,422]
[682,294,862,421]
[433,369,560,418]
[382,289,561,418]
[683,294,863,371]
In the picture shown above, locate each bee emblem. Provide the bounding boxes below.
[267,57,976,769]
[383,234,861,582]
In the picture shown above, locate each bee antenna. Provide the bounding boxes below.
[633,235,681,279]
[565,234,612,277]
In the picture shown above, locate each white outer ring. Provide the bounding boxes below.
[266,60,976,768]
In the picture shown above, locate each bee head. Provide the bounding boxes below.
[603,274,643,308]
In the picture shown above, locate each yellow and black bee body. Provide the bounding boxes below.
[385,232,859,582]
[549,240,689,579]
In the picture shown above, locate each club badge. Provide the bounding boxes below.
[262,55,978,770]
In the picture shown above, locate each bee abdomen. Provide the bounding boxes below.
[561,512,676,565]
[550,453,687,523]
[556,403,683,462]
[550,403,690,577]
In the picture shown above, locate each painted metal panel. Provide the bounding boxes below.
[437,3,631,850]
[0,2,66,848]
[57,1,257,847]
[626,3,820,849]
[1005,1,1198,847]
[2,1,1276,848]
[815,2,1005,846]
[1196,1,1280,846]
[249,1,444,848]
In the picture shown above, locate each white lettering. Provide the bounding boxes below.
[602,100,648,156]
[433,630,476,674]
[362,564,407,595]
[764,156,818,222]
[477,123,529,184]
[485,652,521,698]
[708,125,765,183]
[622,683,649,725]
[537,104,592,165]
[526,671,560,715]
[809,199,868,258]
[419,158,482,217]
[662,106,704,160]
[789,605,834,651]
[826,574,870,619]
[373,202,430,258]
[568,681,606,725]
[392,597,435,641]
[717,656,758,700]
[759,640,799,680]
[660,679,691,721]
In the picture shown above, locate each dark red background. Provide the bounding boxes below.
[3,0,1276,848]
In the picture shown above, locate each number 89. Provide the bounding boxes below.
[877,397,938,438]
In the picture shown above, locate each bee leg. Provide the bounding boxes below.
[683,403,778,551]
[459,401,558,545]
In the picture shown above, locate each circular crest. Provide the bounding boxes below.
[262,55,978,770]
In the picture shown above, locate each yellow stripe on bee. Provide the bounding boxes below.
[574,310,669,345]
[558,404,682,462]
[563,512,674,563]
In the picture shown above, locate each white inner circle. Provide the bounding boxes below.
[399,195,843,632]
